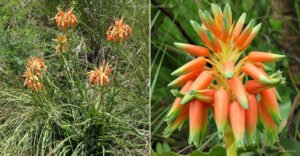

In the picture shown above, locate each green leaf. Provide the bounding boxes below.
[279,137,300,156]
[269,18,283,32]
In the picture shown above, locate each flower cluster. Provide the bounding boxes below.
[87,62,112,86]
[53,8,77,30]
[23,57,47,92]
[106,17,131,42]
[53,34,68,54]
[23,8,119,92]
[164,4,286,148]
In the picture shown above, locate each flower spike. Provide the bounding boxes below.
[165,3,287,151]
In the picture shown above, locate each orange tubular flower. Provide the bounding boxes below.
[168,69,202,87]
[181,71,213,105]
[244,80,273,94]
[87,62,112,86]
[245,94,258,144]
[260,88,282,125]
[166,81,193,122]
[164,3,287,150]
[174,42,209,57]
[260,99,278,143]
[214,88,229,138]
[229,101,245,147]
[23,57,47,92]
[242,63,271,84]
[53,8,77,30]
[163,103,190,137]
[228,76,248,109]
[248,51,286,62]
[106,17,131,42]
[189,100,208,147]
[171,57,206,76]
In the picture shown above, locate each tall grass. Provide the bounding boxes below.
[0,0,149,155]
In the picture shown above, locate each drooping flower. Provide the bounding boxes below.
[106,17,131,42]
[53,34,68,54]
[164,3,286,150]
[53,8,77,30]
[23,57,47,92]
[87,62,112,86]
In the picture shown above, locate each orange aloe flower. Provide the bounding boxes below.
[53,34,68,54]
[87,62,112,86]
[23,57,47,92]
[26,57,48,77]
[53,8,77,30]
[106,17,131,42]
[164,3,287,149]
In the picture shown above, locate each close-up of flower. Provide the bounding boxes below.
[106,17,131,42]
[53,8,77,30]
[53,34,68,54]
[23,57,47,92]
[87,62,112,86]
[163,3,287,154]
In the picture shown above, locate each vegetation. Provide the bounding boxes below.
[151,0,300,155]
[0,0,149,155]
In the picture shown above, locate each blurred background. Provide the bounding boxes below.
[151,0,300,155]
[0,0,149,155]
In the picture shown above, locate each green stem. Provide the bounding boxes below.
[224,124,237,156]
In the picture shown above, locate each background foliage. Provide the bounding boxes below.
[0,0,149,155]
[151,0,300,155]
